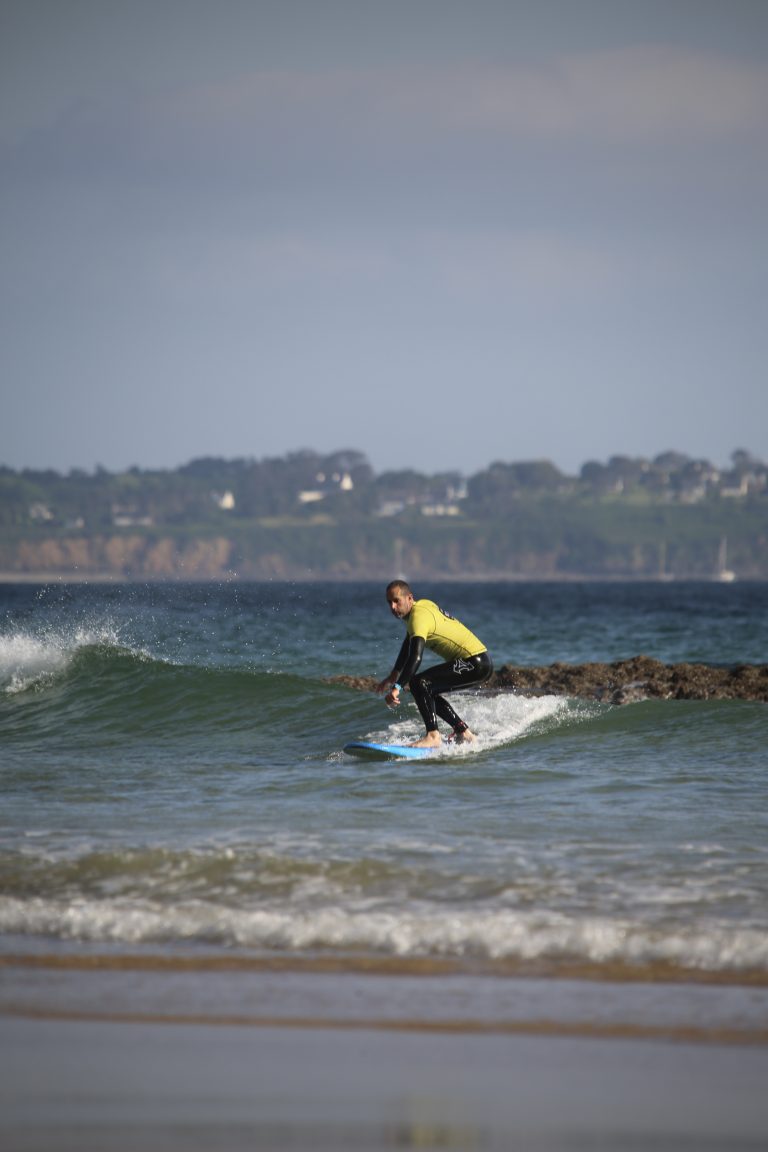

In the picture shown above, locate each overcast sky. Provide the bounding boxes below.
[2,0,767,478]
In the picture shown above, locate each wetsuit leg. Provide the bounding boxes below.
[408,653,493,733]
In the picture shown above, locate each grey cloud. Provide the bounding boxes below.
[9,44,767,184]
[173,45,768,144]
[5,43,766,253]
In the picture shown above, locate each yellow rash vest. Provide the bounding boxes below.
[405,599,487,661]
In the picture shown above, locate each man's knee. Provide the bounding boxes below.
[409,674,430,698]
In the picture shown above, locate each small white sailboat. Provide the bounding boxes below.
[716,536,736,582]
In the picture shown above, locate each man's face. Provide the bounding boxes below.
[387,588,414,619]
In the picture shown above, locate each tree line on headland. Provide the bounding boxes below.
[1,448,766,580]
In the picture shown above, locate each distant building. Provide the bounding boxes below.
[420,503,462,517]
[111,504,153,527]
[212,490,236,510]
[297,472,354,504]
[29,503,54,521]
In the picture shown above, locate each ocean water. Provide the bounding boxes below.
[1,579,767,986]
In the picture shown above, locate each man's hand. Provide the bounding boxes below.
[385,684,401,707]
[375,677,402,706]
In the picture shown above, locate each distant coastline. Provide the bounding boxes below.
[0,570,761,585]
[3,448,767,580]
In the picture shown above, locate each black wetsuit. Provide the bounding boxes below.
[392,599,493,734]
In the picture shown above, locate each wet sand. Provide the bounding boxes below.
[3,1014,768,1151]
[2,958,768,1151]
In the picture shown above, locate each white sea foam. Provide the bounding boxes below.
[374,692,575,754]
[0,633,70,693]
[2,895,767,972]
[0,623,123,693]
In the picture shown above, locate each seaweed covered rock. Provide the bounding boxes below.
[328,658,768,704]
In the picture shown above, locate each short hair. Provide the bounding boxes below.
[386,579,412,598]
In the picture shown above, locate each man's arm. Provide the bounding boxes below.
[375,635,425,702]
[396,635,425,686]
[375,635,409,694]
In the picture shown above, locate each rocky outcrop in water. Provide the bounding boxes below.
[328,657,768,704]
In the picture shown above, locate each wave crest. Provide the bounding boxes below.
[0,624,127,694]
[2,894,766,975]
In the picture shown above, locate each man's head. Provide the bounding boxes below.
[385,580,414,619]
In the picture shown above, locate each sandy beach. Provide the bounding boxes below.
[3,1012,768,1151]
[2,959,768,1151]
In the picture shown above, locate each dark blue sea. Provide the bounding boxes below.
[2,579,766,992]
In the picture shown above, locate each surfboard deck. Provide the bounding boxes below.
[343,741,436,760]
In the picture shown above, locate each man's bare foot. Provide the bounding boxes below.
[450,728,476,745]
[409,732,442,749]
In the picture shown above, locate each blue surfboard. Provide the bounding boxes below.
[343,741,436,761]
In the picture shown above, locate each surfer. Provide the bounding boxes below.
[375,580,493,748]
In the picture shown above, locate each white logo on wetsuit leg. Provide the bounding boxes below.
[453,658,474,675]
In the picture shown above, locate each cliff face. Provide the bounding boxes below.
[6,536,236,579]
[2,523,767,581]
